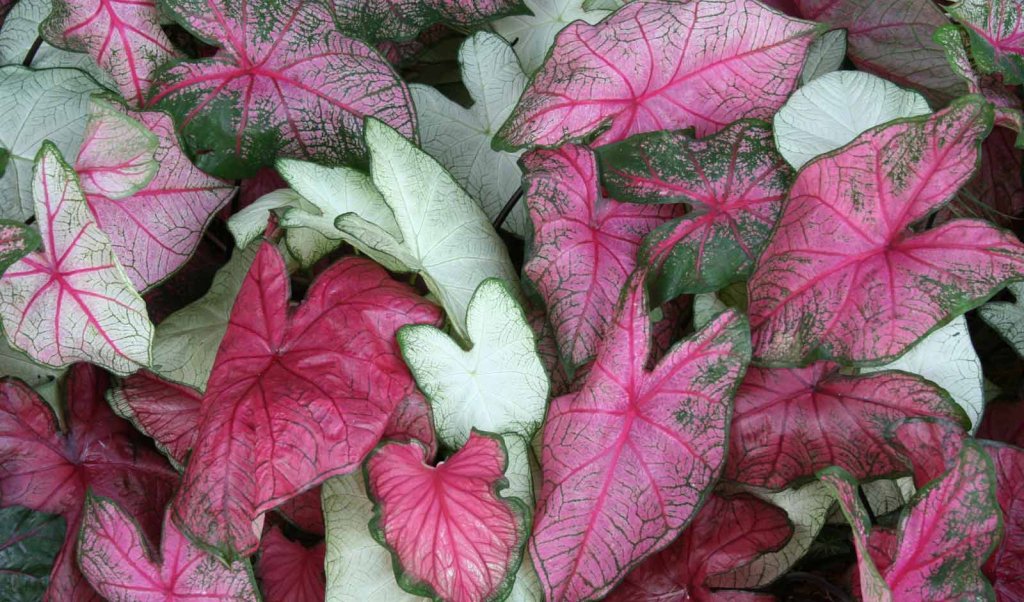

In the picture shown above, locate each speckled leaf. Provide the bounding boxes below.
[597,120,792,303]
[334,0,526,43]
[492,0,610,74]
[531,272,750,601]
[980,441,1024,601]
[40,0,178,106]
[366,432,528,602]
[78,496,259,601]
[947,0,1024,85]
[150,0,416,179]
[748,96,1024,366]
[522,144,680,366]
[495,0,821,149]
[0,221,40,276]
[257,526,325,602]
[0,143,153,375]
[0,506,64,602]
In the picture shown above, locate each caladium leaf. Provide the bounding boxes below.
[946,0,1024,85]
[978,400,1024,448]
[77,495,260,601]
[773,71,931,170]
[0,66,103,221]
[276,488,325,536]
[794,0,966,104]
[820,441,1002,601]
[801,29,846,84]
[333,0,527,44]
[0,337,65,419]
[725,363,967,489]
[0,143,154,375]
[257,525,325,602]
[150,0,416,179]
[365,432,528,602]
[980,441,1024,601]
[522,144,680,366]
[596,120,793,303]
[0,506,64,602]
[980,282,1024,358]
[171,243,443,558]
[0,220,41,276]
[76,100,235,291]
[748,96,1024,366]
[492,0,610,74]
[606,494,793,601]
[958,126,1024,227]
[108,370,202,468]
[40,0,178,106]
[399,278,548,449]
[494,0,821,149]
[531,271,751,601]
[410,32,529,236]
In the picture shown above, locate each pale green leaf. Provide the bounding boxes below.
[801,29,847,84]
[979,282,1024,358]
[861,477,916,517]
[492,0,610,74]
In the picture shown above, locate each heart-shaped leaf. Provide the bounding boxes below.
[365,431,528,602]
[0,506,64,602]
[947,0,1024,85]
[334,0,527,43]
[522,144,680,366]
[257,525,326,602]
[748,96,1024,365]
[596,120,793,303]
[171,242,442,558]
[77,496,259,601]
[0,142,154,375]
[492,0,610,74]
[980,441,1024,601]
[495,0,821,149]
[150,0,416,179]
[531,271,751,601]
[0,221,41,276]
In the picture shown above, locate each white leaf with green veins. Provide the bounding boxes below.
[801,29,847,84]
[979,282,1024,359]
[502,433,543,602]
[861,477,916,517]
[492,0,610,74]
[227,189,303,249]
[399,279,548,449]
[773,70,931,170]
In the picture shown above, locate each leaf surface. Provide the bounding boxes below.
[334,0,526,43]
[257,525,325,602]
[978,400,1024,448]
[0,506,64,602]
[495,0,820,149]
[492,0,610,74]
[980,282,1024,358]
[947,0,1024,85]
[0,221,41,276]
[800,29,846,83]
[981,442,1024,601]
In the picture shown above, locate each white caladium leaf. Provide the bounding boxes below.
[0,143,153,375]
[774,70,931,169]
[74,98,158,200]
[399,278,548,448]
[861,477,916,517]
[0,66,104,220]
[410,32,529,236]
[863,316,985,432]
[227,189,304,250]
[492,0,610,74]
[801,29,847,83]
[979,282,1024,358]
[503,433,544,602]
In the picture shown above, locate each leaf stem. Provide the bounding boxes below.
[493,187,523,231]
[23,36,43,67]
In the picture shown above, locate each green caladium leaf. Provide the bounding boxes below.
[946,0,1024,85]
[979,282,1024,359]
[333,0,528,44]
[399,278,548,449]
[0,506,65,602]
[492,0,610,74]
[410,32,529,236]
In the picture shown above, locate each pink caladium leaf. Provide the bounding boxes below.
[78,495,260,601]
[150,0,416,179]
[820,441,1002,602]
[40,0,179,106]
[494,0,821,150]
[171,242,443,558]
[606,494,792,601]
[0,220,41,276]
[334,0,527,43]
[108,370,203,467]
[531,270,751,601]
[947,0,1024,85]
[257,525,325,602]
[724,364,967,490]
[365,431,528,601]
[596,120,793,304]
[889,418,967,487]
[76,99,235,291]
[522,144,681,366]
[980,441,1024,601]
[275,488,325,536]
[748,96,1024,366]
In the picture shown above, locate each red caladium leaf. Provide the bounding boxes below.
[978,401,1024,448]
[606,494,792,601]
[76,100,235,291]
[531,271,751,601]
[108,370,203,467]
[40,0,179,106]
[78,495,259,601]
[495,0,821,149]
[365,431,528,601]
[0,220,41,276]
[947,0,1024,85]
[725,364,967,490]
[257,525,325,602]
[596,120,793,304]
[150,0,416,179]
[334,0,527,43]
[748,96,1024,365]
[522,144,681,366]
[980,442,1024,601]
[171,243,442,558]
[275,488,325,536]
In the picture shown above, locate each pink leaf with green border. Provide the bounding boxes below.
[78,496,259,601]
[495,0,821,150]
[522,144,681,366]
[0,220,41,276]
[531,271,751,601]
[889,418,967,487]
[150,0,416,179]
[0,143,153,375]
[76,101,235,291]
[334,0,527,43]
[725,364,967,490]
[596,120,792,304]
[365,431,528,601]
[257,525,325,602]
[748,96,1024,366]
[41,0,179,106]
[980,442,1024,601]
[947,0,1024,85]
[605,494,792,602]
[171,243,442,559]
